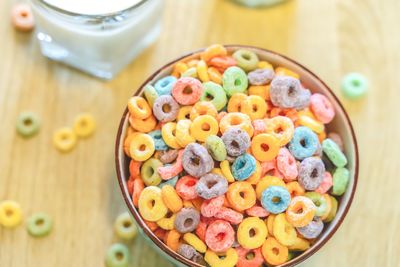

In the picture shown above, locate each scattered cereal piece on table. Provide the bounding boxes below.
[27,212,53,237]
[73,113,96,138]
[11,3,34,32]
[53,127,77,153]
[16,111,40,138]
[0,200,23,228]
[114,212,137,241]
[105,243,130,267]
[341,72,368,100]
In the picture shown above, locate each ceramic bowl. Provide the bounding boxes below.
[115,45,359,267]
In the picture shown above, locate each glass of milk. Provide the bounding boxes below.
[30,0,164,79]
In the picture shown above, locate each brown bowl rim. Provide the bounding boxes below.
[115,44,359,267]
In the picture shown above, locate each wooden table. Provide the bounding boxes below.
[1,0,399,266]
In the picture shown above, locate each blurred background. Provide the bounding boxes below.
[0,0,399,266]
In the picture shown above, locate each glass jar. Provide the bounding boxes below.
[233,0,287,7]
[30,0,164,79]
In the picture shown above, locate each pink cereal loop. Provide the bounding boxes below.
[276,147,298,182]
[201,195,225,217]
[158,149,184,180]
[315,171,333,194]
[11,3,35,32]
[252,119,266,136]
[172,77,203,105]
[245,205,270,218]
[214,207,244,225]
[205,220,235,252]
[310,93,335,123]
[261,159,284,178]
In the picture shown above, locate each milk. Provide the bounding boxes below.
[31,0,164,79]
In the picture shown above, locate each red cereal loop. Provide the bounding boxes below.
[205,220,235,252]
[236,247,264,267]
[175,175,199,200]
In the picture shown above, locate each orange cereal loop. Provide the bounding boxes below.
[129,160,142,179]
[129,114,157,133]
[128,96,152,119]
[246,160,262,185]
[191,197,204,210]
[201,44,227,62]
[144,220,158,231]
[270,108,298,122]
[177,106,192,121]
[126,126,135,136]
[251,133,280,162]
[275,67,300,79]
[227,93,247,113]
[161,185,183,213]
[248,85,270,101]
[226,182,256,211]
[132,178,144,207]
[318,131,327,143]
[11,3,35,32]
[154,228,167,240]
[123,132,139,156]
[190,101,218,120]
[261,237,289,266]
[197,60,210,82]
[208,67,222,84]
[166,229,182,252]
[286,181,305,198]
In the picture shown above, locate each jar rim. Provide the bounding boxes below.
[31,0,150,17]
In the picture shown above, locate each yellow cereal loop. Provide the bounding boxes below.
[245,160,262,185]
[205,248,238,267]
[53,127,78,153]
[275,67,300,79]
[73,113,96,138]
[208,67,222,84]
[288,236,310,251]
[220,160,235,183]
[237,217,268,249]
[128,96,152,119]
[176,119,195,147]
[241,95,268,120]
[0,200,23,228]
[256,176,286,200]
[297,115,325,134]
[273,213,297,246]
[227,93,247,113]
[183,233,207,253]
[251,133,280,162]
[161,185,183,213]
[197,60,210,82]
[266,214,276,236]
[190,115,219,142]
[161,122,181,149]
[156,212,176,230]
[172,61,188,77]
[177,106,193,121]
[265,116,294,146]
[262,237,288,266]
[248,85,270,101]
[258,61,273,70]
[211,168,224,177]
[138,186,168,222]
[129,133,155,161]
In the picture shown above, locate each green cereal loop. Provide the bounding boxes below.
[341,72,368,100]
[181,67,198,78]
[114,212,138,241]
[27,213,53,237]
[322,138,348,168]
[16,111,40,138]
[222,66,249,97]
[205,135,227,161]
[105,243,130,267]
[143,84,158,107]
[332,167,350,196]
[201,82,228,111]
[140,158,163,186]
[232,49,259,72]
[304,192,328,217]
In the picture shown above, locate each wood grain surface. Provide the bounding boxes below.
[1,0,399,266]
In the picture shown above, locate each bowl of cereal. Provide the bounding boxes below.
[115,44,358,267]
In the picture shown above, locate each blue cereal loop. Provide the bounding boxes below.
[231,153,256,181]
[148,130,168,151]
[154,76,177,95]
[261,186,291,214]
[288,126,319,160]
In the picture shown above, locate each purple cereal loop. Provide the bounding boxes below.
[221,127,250,157]
[182,143,214,177]
[270,76,311,109]
[298,157,325,190]
[192,251,206,265]
[174,208,200,233]
[152,95,180,122]
[177,244,196,260]
[296,217,324,239]
[226,155,237,163]
[159,149,179,164]
[248,68,275,85]
[196,173,228,199]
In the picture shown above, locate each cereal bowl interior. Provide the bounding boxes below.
[115,45,358,267]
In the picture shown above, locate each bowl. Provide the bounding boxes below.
[115,45,359,267]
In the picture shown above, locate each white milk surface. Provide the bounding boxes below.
[43,0,144,15]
